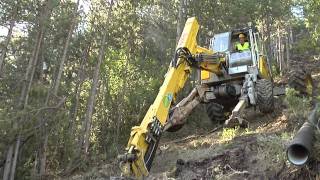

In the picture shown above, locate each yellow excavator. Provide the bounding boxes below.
[118,17,274,178]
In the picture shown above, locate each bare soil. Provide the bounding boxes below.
[148,98,319,180]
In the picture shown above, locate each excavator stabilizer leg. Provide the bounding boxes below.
[224,98,248,127]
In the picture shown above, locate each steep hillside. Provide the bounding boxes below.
[69,59,320,180]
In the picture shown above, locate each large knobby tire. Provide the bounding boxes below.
[206,102,226,124]
[256,79,274,113]
[288,68,313,96]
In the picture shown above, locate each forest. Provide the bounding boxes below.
[0,0,320,179]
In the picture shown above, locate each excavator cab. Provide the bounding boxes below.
[207,27,271,79]
[228,30,254,75]
[200,26,273,126]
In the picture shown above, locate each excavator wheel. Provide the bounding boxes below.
[256,79,274,113]
[288,68,314,96]
[206,102,226,124]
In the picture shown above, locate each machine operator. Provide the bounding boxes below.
[235,33,250,51]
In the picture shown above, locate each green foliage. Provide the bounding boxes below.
[271,61,281,77]
[256,135,287,169]
[303,0,320,43]
[292,36,318,54]
[285,88,311,118]
[289,0,320,55]
[220,127,240,142]
[290,19,320,55]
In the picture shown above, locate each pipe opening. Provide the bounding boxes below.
[287,144,309,165]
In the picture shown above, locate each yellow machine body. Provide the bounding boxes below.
[124,17,214,177]
[258,55,271,80]
[120,17,272,178]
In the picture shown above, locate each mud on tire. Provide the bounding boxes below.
[256,79,274,113]
[206,102,226,124]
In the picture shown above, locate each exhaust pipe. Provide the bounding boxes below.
[287,104,319,165]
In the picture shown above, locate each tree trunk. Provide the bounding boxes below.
[79,0,113,156]
[14,28,44,179]
[63,44,90,170]
[288,26,293,68]
[18,30,42,109]
[114,58,129,153]
[289,26,293,45]
[286,33,290,69]
[36,87,57,178]
[2,145,13,180]
[266,16,272,61]
[81,32,107,155]
[69,45,90,134]
[31,152,38,179]
[19,0,55,108]
[36,1,80,177]
[277,27,283,74]
[281,34,285,72]
[24,29,44,107]
[39,134,48,179]
[0,19,15,74]
[2,24,45,180]
[53,0,80,96]
[176,0,185,43]
[3,1,55,179]
[9,136,20,180]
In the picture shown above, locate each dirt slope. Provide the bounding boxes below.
[72,97,318,180]
[148,99,297,179]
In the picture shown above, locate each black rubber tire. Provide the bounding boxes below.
[256,79,274,113]
[288,68,313,95]
[206,102,226,124]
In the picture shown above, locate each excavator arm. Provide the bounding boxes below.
[118,17,215,178]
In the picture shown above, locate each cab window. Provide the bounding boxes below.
[211,32,230,52]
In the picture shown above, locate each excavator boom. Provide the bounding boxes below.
[118,17,213,177]
[119,17,213,177]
